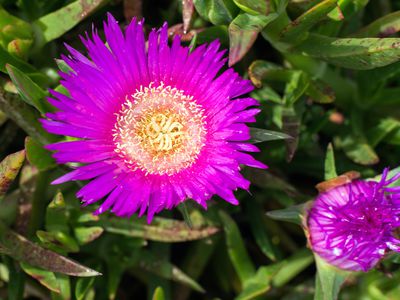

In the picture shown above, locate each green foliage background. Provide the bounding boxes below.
[0,0,400,299]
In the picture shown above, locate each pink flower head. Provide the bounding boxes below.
[307,168,400,271]
[42,14,266,222]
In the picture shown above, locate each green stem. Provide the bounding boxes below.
[28,172,50,237]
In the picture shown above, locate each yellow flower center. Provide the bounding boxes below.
[112,83,207,176]
[138,112,184,152]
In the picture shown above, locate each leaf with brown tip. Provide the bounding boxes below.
[0,150,25,198]
[0,221,101,277]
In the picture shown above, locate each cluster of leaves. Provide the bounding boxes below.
[0,0,400,299]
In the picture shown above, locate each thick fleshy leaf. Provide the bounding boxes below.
[306,80,335,104]
[339,135,379,165]
[0,46,36,73]
[0,7,32,56]
[233,0,271,15]
[193,0,239,25]
[236,265,280,300]
[138,251,204,293]
[74,226,103,245]
[272,248,314,287]
[246,201,277,261]
[99,216,219,242]
[0,221,100,276]
[175,238,217,300]
[219,211,255,284]
[177,202,193,229]
[228,13,276,66]
[249,128,292,143]
[0,149,25,198]
[280,0,338,45]
[353,11,400,38]
[283,71,309,106]
[152,287,165,300]
[6,64,51,114]
[314,255,349,300]
[37,230,80,253]
[25,137,56,171]
[0,87,57,145]
[324,143,337,180]
[294,34,400,70]
[266,203,309,225]
[75,276,96,300]
[7,39,32,59]
[367,117,400,147]
[20,263,60,293]
[33,0,109,47]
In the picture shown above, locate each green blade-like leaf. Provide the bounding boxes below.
[233,0,271,15]
[246,201,278,261]
[249,128,292,143]
[280,0,338,45]
[293,34,400,70]
[152,287,165,300]
[74,226,103,245]
[339,135,379,165]
[33,0,110,47]
[0,46,36,74]
[25,137,56,171]
[6,64,52,114]
[228,13,277,66]
[353,11,400,38]
[0,221,100,277]
[7,39,33,59]
[0,149,25,198]
[314,255,349,300]
[219,211,256,284]
[75,276,95,300]
[324,143,337,180]
[283,70,309,106]
[236,265,280,300]
[20,263,60,293]
[367,117,400,147]
[266,203,309,225]
[272,248,314,287]
[193,0,239,25]
[99,216,219,242]
[0,87,57,145]
[139,251,204,293]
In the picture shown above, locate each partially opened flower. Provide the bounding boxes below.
[42,14,266,222]
[307,168,400,271]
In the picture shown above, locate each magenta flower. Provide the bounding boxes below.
[41,14,266,222]
[307,168,400,271]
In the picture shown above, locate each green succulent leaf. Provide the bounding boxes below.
[324,143,337,180]
[314,255,349,300]
[25,137,56,171]
[293,34,400,70]
[233,0,271,15]
[229,13,277,66]
[193,0,239,25]
[0,221,100,276]
[99,216,219,242]
[280,0,338,45]
[6,64,52,114]
[20,263,60,293]
[266,203,309,225]
[33,0,110,48]
[219,210,256,284]
[0,149,25,198]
